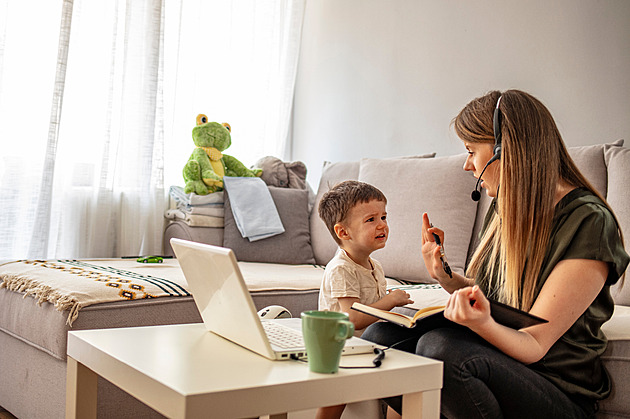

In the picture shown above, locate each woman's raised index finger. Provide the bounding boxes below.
[421,212,432,243]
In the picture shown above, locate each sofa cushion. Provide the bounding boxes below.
[599,305,630,416]
[603,141,630,305]
[0,287,202,361]
[310,154,436,266]
[358,154,478,283]
[0,260,325,360]
[224,186,316,265]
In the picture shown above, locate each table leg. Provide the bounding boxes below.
[65,356,97,419]
[402,389,440,419]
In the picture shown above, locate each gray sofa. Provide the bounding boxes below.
[0,140,628,418]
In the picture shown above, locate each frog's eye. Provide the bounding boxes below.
[222,122,231,133]
[196,114,208,126]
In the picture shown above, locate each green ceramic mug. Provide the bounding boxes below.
[301,310,355,373]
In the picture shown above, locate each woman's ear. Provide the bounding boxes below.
[334,223,350,241]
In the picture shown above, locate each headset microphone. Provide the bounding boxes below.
[471,95,503,202]
[471,188,481,202]
[471,153,499,201]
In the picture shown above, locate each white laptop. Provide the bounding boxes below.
[170,238,376,361]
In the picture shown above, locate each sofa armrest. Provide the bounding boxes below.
[162,221,224,256]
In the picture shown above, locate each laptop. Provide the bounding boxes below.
[170,238,376,361]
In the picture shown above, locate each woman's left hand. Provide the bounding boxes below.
[444,285,492,330]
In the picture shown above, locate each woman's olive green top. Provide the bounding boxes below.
[476,188,630,402]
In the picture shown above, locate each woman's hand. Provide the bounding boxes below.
[444,285,492,330]
[421,212,475,293]
[421,213,451,282]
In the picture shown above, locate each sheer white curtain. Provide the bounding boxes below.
[0,0,305,259]
[162,0,306,186]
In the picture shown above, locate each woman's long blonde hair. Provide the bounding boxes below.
[454,90,616,311]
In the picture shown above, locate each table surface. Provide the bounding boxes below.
[67,322,443,418]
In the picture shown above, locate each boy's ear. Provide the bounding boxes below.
[334,223,350,241]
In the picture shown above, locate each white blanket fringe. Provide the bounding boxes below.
[0,273,82,326]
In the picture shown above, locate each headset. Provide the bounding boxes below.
[291,347,385,368]
[471,95,503,202]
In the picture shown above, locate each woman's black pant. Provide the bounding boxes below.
[361,322,593,418]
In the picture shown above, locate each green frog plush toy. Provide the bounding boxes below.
[183,114,262,195]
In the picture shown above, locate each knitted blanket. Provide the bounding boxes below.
[0,259,189,326]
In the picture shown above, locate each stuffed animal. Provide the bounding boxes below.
[183,114,262,195]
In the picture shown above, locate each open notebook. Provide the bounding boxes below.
[170,238,376,360]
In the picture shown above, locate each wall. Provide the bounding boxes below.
[291,0,630,186]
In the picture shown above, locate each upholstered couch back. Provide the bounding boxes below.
[309,140,629,305]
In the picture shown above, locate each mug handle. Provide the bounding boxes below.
[334,320,355,341]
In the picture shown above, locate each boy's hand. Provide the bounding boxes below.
[386,288,414,307]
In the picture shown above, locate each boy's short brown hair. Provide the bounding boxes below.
[318,180,387,245]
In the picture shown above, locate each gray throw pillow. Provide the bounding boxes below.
[224,186,316,265]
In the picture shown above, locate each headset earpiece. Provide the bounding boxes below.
[492,95,503,159]
[471,94,503,202]
[372,348,386,367]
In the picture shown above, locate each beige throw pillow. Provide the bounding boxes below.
[603,140,630,305]
[310,153,436,266]
[567,139,624,196]
[358,154,478,283]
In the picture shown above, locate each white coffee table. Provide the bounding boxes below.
[66,323,442,418]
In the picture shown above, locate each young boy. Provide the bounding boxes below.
[316,180,413,419]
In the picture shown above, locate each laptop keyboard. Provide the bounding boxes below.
[262,321,305,349]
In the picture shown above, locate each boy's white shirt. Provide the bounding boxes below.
[318,248,387,316]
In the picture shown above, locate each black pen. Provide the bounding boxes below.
[430,225,453,278]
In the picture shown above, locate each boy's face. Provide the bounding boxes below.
[338,199,388,255]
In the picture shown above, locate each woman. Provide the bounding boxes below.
[362,90,629,418]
